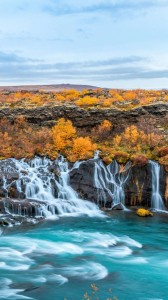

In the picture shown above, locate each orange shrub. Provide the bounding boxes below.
[92,120,113,142]
[159,155,168,166]
[75,96,99,107]
[0,117,52,159]
[157,147,168,157]
[131,154,148,166]
[114,151,130,164]
[68,137,96,161]
[52,118,76,152]
[102,156,113,165]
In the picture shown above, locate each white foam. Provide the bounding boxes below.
[47,274,68,285]
[0,247,33,263]
[62,262,108,280]
[105,246,132,258]
[0,279,34,300]
[31,276,47,283]
[35,241,84,255]
[121,236,142,248]
[0,288,34,300]
[2,237,83,256]
[0,262,30,271]
[0,278,12,287]
[123,257,148,264]
[86,233,118,248]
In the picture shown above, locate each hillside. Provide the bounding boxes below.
[0,86,167,167]
[0,83,99,92]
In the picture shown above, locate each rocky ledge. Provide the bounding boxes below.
[0,103,167,134]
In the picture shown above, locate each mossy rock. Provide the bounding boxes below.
[136,208,153,217]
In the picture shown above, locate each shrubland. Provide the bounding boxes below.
[0,88,168,110]
[0,115,167,167]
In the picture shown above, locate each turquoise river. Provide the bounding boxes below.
[0,211,168,300]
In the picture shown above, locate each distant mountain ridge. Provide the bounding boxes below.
[0,84,100,92]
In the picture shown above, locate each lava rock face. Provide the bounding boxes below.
[124,163,167,208]
[70,159,112,207]
[70,159,167,208]
[124,164,152,207]
[0,104,167,134]
[0,159,25,199]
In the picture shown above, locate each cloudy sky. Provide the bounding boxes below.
[0,0,168,88]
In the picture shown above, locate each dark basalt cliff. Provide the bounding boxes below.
[70,159,168,208]
[0,157,167,226]
[0,103,167,133]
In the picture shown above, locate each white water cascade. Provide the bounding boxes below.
[2,156,102,219]
[149,160,165,211]
[93,159,130,209]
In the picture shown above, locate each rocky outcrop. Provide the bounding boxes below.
[0,198,49,226]
[0,198,44,216]
[0,103,167,134]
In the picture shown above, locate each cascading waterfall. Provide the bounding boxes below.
[149,160,165,211]
[1,156,102,219]
[93,159,130,209]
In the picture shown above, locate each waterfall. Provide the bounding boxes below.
[93,159,130,209]
[1,156,102,219]
[149,160,165,211]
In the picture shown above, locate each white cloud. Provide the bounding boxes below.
[0,0,168,88]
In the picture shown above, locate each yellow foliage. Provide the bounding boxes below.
[56,94,65,101]
[92,120,113,142]
[98,120,112,132]
[75,96,99,107]
[52,118,76,152]
[68,137,96,161]
[124,125,140,144]
[113,135,121,147]
[136,208,153,217]
[102,99,112,107]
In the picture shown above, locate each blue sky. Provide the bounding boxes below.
[0,0,168,88]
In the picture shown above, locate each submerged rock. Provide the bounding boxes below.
[112,203,124,210]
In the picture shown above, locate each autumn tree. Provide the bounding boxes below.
[138,116,162,150]
[92,120,113,142]
[52,118,76,153]
[68,137,96,161]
